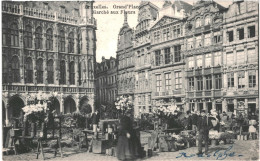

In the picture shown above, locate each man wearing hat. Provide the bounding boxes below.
[197,110,213,155]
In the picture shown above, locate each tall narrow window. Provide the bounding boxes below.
[197,76,203,91]
[163,29,167,41]
[188,57,194,69]
[196,18,201,28]
[165,73,171,91]
[60,60,66,84]
[236,50,245,64]
[215,74,222,89]
[196,55,202,68]
[174,45,181,62]
[35,27,43,49]
[195,36,202,48]
[24,25,32,48]
[11,56,20,83]
[249,70,256,88]
[205,54,211,67]
[166,28,170,40]
[59,30,65,52]
[156,74,162,92]
[188,77,194,91]
[25,58,33,83]
[11,23,19,47]
[205,15,211,25]
[214,52,221,66]
[164,48,171,64]
[227,73,234,88]
[248,26,255,38]
[175,71,182,90]
[69,61,75,85]
[238,71,245,89]
[227,31,233,42]
[237,28,244,40]
[36,59,43,84]
[187,38,193,49]
[204,34,211,46]
[226,52,234,66]
[2,56,8,83]
[2,28,8,46]
[46,28,53,50]
[47,60,54,84]
[155,50,161,66]
[68,32,74,53]
[248,48,257,63]
[205,75,212,90]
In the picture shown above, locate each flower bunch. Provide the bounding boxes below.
[209,130,221,139]
[22,103,47,123]
[153,105,177,117]
[115,96,133,116]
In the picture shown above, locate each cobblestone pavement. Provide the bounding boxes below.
[3,140,259,161]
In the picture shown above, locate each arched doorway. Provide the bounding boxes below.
[64,97,76,114]
[53,98,60,114]
[8,96,24,119]
[2,101,6,125]
[79,96,92,114]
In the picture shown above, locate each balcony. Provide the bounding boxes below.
[196,91,203,97]
[188,92,194,98]
[2,84,94,94]
[205,91,211,96]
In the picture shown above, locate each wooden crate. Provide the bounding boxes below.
[92,140,115,154]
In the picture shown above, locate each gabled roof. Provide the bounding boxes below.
[150,15,182,30]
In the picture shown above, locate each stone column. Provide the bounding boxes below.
[60,98,64,114]
[33,57,37,84]
[203,100,207,111]
[43,58,47,84]
[222,98,227,112]
[234,99,238,115]
[65,60,69,85]
[212,99,216,110]
[5,103,9,126]
[234,72,238,88]
[245,71,249,88]
[75,58,79,86]
[76,97,80,112]
[256,98,259,111]
[245,98,248,111]
[194,100,198,111]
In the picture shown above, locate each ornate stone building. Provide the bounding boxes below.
[96,56,117,105]
[2,1,97,125]
[150,1,192,113]
[222,1,258,115]
[182,1,226,113]
[133,2,159,116]
[116,13,135,107]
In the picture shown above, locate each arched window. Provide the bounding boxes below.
[35,27,43,49]
[11,56,20,82]
[205,15,211,25]
[59,30,65,52]
[195,18,201,28]
[47,60,54,84]
[46,28,53,50]
[36,59,43,84]
[69,61,75,85]
[60,60,66,84]
[88,59,93,79]
[68,32,74,53]
[11,23,19,47]
[2,56,8,83]
[25,57,33,83]
[24,25,32,48]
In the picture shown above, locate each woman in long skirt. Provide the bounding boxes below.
[116,115,142,161]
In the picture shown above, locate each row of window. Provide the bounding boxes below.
[227,71,256,88]
[188,52,221,69]
[98,89,117,102]
[2,23,75,53]
[156,71,182,92]
[138,95,151,105]
[153,25,182,43]
[2,56,80,85]
[155,45,181,66]
[99,75,117,85]
[188,74,222,91]
[187,33,222,50]
[227,25,255,42]
[118,56,133,69]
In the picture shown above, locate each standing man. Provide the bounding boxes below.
[186,111,192,130]
[92,110,100,132]
[197,110,213,155]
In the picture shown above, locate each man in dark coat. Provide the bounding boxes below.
[91,110,100,132]
[186,111,193,130]
[197,110,213,155]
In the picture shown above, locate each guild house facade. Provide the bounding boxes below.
[2,1,97,125]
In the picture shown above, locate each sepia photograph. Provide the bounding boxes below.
[1,0,259,160]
